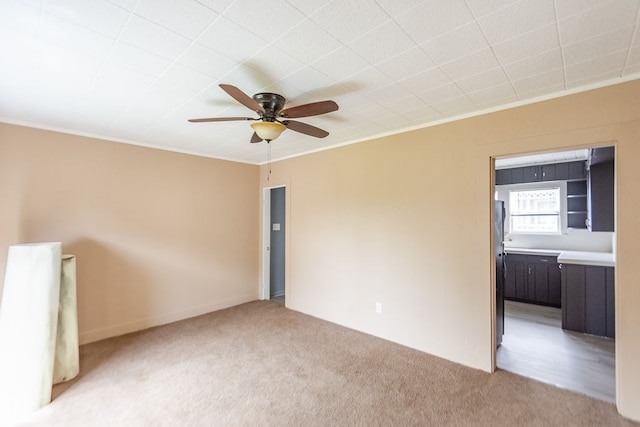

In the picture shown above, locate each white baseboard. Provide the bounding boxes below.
[78,294,257,345]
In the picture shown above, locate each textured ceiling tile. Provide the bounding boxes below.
[275,20,342,65]
[504,48,564,81]
[363,83,413,105]
[376,46,436,81]
[440,48,501,81]
[348,20,416,65]
[492,23,560,65]
[565,49,628,81]
[222,0,305,42]
[309,0,389,44]
[456,67,509,93]
[395,0,475,44]
[197,16,268,63]
[465,0,521,18]
[429,94,475,115]
[178,43,238,78]
[1,0,638,163]
[397,67,452,93]
[109,42,171,79]
[554,0,608,19]
[0,1,39,42]
[566,69,623,89]
[245,45,305,83]
[193,0,235,13]
[345,66,394,93]
[279,66,337,94]
[623,64,640,75]
[40,13,114,61]
[562,26,635,66]
[417,83,465,105]
[374,0,424,17]
[466,82,517,105]
[160,63,215,91]
[311,46,371,81]
[478,0,556,44]
[44,0,130,38]
[120,15,191,60]
[107,0,138,11]
[90,63,155,106]
[558,0,639,44]
[511,67,565,94]
[421,22,489,64]
[401,104,441,122]
[383,94,427,114]
[136,0,218,39]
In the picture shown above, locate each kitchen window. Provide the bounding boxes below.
[509,187,561,234]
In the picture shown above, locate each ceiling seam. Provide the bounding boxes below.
[620,1,640,76]
[552,0,568,91]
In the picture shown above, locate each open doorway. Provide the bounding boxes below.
[262,186,286,305]
[493,146,616,403]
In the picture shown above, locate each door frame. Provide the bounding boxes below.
[490,145,617,390]
[261,185,286,300]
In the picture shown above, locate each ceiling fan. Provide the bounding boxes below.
[188,84,339,143]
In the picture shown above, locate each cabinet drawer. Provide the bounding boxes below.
[506,254,527,263]
[527,255,557,264]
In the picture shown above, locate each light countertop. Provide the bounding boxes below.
[504,247,615,267]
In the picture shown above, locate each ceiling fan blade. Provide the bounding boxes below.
[250,132,263,143]
[188,117,253,123]
[279,100,338,118]
[285,120,329,138]
[219,84,265,114]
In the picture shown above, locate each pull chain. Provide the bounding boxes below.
[267,141,271,181]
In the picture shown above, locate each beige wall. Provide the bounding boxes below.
[261,80,640,421]
[0,123,260,344]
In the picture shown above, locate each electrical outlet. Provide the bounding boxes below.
[375,302,382,314]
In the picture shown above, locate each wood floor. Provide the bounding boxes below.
[497,300,615,403]
[270,295,285,305]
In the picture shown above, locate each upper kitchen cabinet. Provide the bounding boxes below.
[587,147,615,232]
[496,160,586,185]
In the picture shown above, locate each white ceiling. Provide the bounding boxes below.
[495,148,589,169]
[1,0,639,165]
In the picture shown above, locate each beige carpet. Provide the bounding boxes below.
[9,301,638,426]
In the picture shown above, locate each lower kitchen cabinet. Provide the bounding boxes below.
[561,264,615,338]
[505,254,561,307]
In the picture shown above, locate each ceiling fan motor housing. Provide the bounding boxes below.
[253,93,286,121]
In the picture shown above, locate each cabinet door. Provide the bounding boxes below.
[588,160,614,232]
[563,264,586,332]
[505,255,527,300]
[585,266,607,336]
[569,161,587,180]
[511,167,525,184]
[606,267,615,338]
[541,164,556,181]
[555,163,570,180]
[548,263,561,307]
[532,263,549,304]
[523,166,540,182]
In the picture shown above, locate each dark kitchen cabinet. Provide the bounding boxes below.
[587,159,614,232]
[561,263,615,338]
[569,161,587,180]
[505,254,561,307]
[496,160,587,186]
[522,166,539,182]
[541,164,556,181]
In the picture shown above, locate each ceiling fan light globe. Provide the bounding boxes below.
[251,121,286,141]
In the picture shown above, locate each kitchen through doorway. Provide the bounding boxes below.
[262,186,286,302]
[493,147,616,403]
